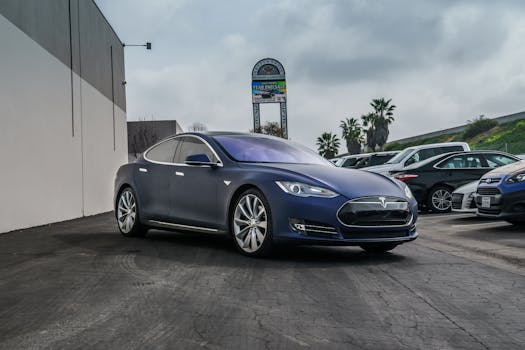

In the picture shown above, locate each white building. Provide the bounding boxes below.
[0,1,127,233]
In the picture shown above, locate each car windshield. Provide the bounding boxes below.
[213,135,331,165]
[386,148,414,164]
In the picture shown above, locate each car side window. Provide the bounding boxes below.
[437,155,464,169]
[484,154,516,168]
[145,138,180,163]
[175,137,218,164]
[437,155,483,169]
[463,155,483,168]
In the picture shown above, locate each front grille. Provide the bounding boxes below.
[337,196,412,227]
[477,187,501,196]
[479,177,502,184]
[304,220,337,237]
[341,230,410,240]
[451,193,464,209]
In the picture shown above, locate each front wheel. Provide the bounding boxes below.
[116,187,148,237]
[360,243,398,254]
[428,186,452,213]
[231,189,273,257]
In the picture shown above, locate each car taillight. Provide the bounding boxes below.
[395,174,419,182]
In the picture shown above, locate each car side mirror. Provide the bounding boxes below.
[185,153,218,167]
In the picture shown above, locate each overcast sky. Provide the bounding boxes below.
[96,0,525,151]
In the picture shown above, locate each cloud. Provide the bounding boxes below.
[96,0,525,152]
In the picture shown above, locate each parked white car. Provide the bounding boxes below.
[362,142,471,175]
[451,181,478,213]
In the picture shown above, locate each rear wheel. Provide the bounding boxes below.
[116,187,148,237]
[428,186,452,213]
[231,189,273,257]
[360,243,398,254]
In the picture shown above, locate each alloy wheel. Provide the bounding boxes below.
[117,190,137,234]
[233,194,268,253]
[431,189,452,211]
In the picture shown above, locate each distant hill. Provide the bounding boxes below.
[385,119,525,155]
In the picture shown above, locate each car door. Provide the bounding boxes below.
[169,136,220,228]
[136,137,181,221]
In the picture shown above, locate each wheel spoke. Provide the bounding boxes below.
[242,230,252,248]
[250,230,257,251]
[235,225,250,238]
[238,202,251,219]
[256,220,267,230]
[245,196,254,217]
[235,218,249,225]
[255,228,265,243]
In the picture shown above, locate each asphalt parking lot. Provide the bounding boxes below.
[1,213,524,350]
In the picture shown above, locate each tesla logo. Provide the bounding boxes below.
[378,196,387,208]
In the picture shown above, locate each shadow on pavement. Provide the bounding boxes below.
[54,228,409,268]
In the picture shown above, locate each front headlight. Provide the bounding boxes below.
[275,181,339,198]
[404,185,413,199]
[506,173,525,184]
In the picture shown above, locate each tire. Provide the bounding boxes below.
[427,186,453,213]
[231,188,273,257]
[360,243,398,254]
[116,187,148,237]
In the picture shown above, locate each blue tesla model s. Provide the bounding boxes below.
[114,132,418,256]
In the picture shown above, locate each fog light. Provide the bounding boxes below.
[289,218,306,234]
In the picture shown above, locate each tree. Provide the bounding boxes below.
[316,132,340,158]
[340,117,364,154]
[188,122,208,132]
[251,121,286,138]
[362,98,396,151]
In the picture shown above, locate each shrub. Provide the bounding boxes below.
[463,116,498,139]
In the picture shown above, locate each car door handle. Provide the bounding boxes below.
[139,168,148,173]
[175,171,184,177]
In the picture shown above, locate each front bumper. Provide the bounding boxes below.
[268,193,419,246]
[475,188,525,220]
[452,192,477,213]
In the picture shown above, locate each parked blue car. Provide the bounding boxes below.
[476,160,525,225]
[114,132,418,256]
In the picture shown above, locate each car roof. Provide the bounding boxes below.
[403,141,469,150]
[403,150,519,170]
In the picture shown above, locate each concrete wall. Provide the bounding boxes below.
[0,2,127,233]
[391,111,525,145]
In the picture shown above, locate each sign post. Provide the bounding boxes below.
[251,58,288,139]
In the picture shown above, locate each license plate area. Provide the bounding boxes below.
[481,196,491,208]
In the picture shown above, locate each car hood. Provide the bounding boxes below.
[483,160,525,178]
[453,180,478,194]
[242,163,408,199]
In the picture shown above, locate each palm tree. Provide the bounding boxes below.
[361,112,378,151]
[316,132,340,159]
[339,117,363,154]
[362,98,396,151]
[370,98,395,150]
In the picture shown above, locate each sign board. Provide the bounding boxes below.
[251,58,288,138]
[252,81,286,103]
